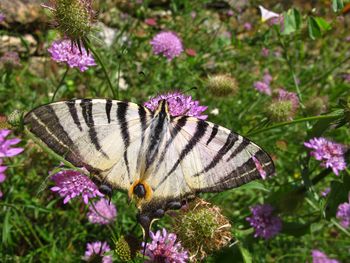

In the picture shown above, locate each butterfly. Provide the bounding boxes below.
[24,98,275,236]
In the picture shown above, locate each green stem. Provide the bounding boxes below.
[51,66,69,103]
[84,41,117,99]
[246,114,338,136]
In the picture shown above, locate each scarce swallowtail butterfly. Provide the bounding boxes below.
[24,98,274,236]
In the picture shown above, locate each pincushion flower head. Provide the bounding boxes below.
[144,92,208,120]
[42,0,96,45]
[87,198,117,224]
[83,241,112,263]
[150,31,184,61]
[48,39,96,72]
[267,89,299,122]
[246,204,282,239]
[50,169,103,204]
[304,137,346,175]
[142,228,188,263]
[311,249,339,263]
[336,193,350,228]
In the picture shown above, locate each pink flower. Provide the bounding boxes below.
[312,249,339,263]
[145,18,157,26]
[51,169,104,204]
[87,198,117,224]
[150,32,183,61]
[336,193,350,228]
[254,70,272,95]
[0,129,24,158]
[244,22,252,31]
[304,138,346,175]
[185,48,197,57]
[277,88,299,113]
[0,159,7,183]
[144,91,208,119]
[261,47,269,57]
[83,241,112,263]
[142,228,188,263]
[48,39,96,72]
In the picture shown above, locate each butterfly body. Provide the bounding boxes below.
[24,98,274,233]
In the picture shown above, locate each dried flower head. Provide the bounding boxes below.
[336,194,350,228]
[83,241,112,263]
[150,31,184,61]
[174,199,231,261]
[207,74,238,97]
[304,137,346,175]
[311,249,339,263]
[48,39,96,72]
[144,92,208,120]
[246,204,282,239]
[43,0,96,45]
[114,236,132,262]
[87,198,117,224]
[51,169,104,204]
[142,228,188,263]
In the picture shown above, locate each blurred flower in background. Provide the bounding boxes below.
[311,249,339,263]
[48,39,96,72]
[254,70,272,95]
[0,52,21,69]
[0,12,5,23]
[144,92,208,120]
[87,198,117,224]
[304,137,346,175]
[83,241,112,263]
[246,204,282,239]
[150,31,184,61]
[266,88,299,122]
[336,194,350,228]
[50,169,104,204]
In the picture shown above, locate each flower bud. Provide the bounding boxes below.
[174,199,232,261]
[207,74,238,97]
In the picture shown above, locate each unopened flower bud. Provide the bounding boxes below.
[207,75,238,97]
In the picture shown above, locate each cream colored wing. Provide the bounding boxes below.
[24,99,153,191]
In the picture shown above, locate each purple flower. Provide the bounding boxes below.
[254,81,271,95]
[321,187,330,197]
[343,74,350,83]
[246,204,282,239]
[142,228,188,263]
[312,249,339,263]
[87,198,117,224]
[227,10,234,17]
[0,13,5,23]
[0,129,24,158]
[244,22,252,31]
[277,89,299,113]
[0,159,7,183]
[0,52,21,68]
[263,70,272,85]
[261,47,269,57]
[336,194,350,228]
[304,138,346,175]
[83,241,112,263]
[48,39,96,72]
[51,169,104,204]
[150,32,184,61]
[144,92,208,120]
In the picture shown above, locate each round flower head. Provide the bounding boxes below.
[144,92,208,120]
[207,74,238,97]
[311,249,339,263]
[150,31,184,61]
[0,129,24,158]
[304,137,346,175]
[246,204,282,239]
[48,39,96,72]
[142,228,188,263]
[336,194,350,228]
[87,198,117,224]
[83,241,112,263]
[50,169,104,204]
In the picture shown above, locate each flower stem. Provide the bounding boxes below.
[51,66,69,103]
[84,41,117,99]
[246,114,338,136]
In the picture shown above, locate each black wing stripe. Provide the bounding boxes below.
[226,138,250,162]
[206,124,219,145]
[193,132,238,177]
[136,105,148,171]
[80,99,108,157]
[105,99,112,124]
[66,101,82,131]
[165,120,209,178]
[117,102,131,180]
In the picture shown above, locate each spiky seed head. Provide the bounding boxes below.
[266,100,293,122]
[305,96,328,116]
[174,199,232,261]
[114,236,132,262]
[207,74,238,97]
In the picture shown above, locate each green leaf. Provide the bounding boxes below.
[332,0,344,12]
[282,8,301,35]
[308,17,322,40]
[239,245,253,263]
[326,175,350,219]
[315,17,331,31]
[236,181,270,192]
